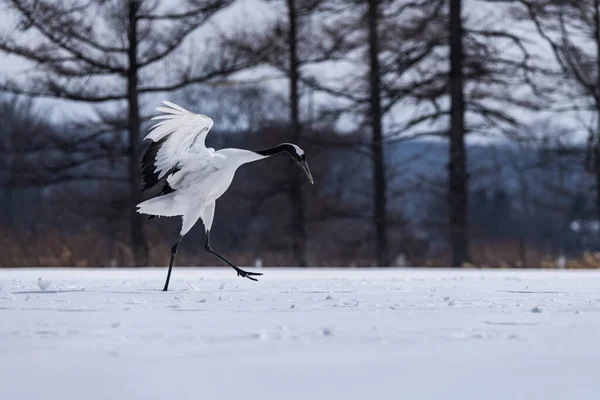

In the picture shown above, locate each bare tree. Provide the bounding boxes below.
[401,0,545,267]
[448,0,469,266]
[0,0,256,265]
[516,0,600,238]
[286,0,308,266]
[366,0,389,265]
[221,0,347,265]
[293,0,448,265]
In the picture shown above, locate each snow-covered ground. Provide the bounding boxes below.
[1,268,599,400]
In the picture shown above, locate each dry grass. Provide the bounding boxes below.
[0,228,132,268]
[1,231,599,269]
[411,239,600,269]
[0,228,304,268]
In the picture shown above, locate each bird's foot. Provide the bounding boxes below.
[234,267,263,281]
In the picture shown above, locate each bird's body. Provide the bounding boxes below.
[137,101,313,291]
[138,147,263,235]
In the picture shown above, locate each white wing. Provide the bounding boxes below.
[142,101,214,190]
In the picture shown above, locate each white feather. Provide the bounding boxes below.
[162,100,189,113]
[151,114,179,121]
[155,106,182,115]
[143,101,215,180]
[137,193,183,217]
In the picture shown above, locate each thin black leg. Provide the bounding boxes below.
[204,231,262,281]
[164,236,183,291]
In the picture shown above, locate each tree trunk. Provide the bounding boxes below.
[127,0,147,266]
[367,0,389,266]
[594,0,600,234]
[287,0,307,267]
[448,0,469,267]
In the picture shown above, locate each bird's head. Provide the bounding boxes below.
[283,143,314,184]
[254,143,314,184]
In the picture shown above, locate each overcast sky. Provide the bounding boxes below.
[0,0,588,144]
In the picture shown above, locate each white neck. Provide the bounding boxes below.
[218,148,266,167]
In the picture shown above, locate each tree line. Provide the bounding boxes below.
[1,0,599,268]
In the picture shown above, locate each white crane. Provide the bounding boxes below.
[137,101,314,291]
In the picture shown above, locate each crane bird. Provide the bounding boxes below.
[137,101,314,291]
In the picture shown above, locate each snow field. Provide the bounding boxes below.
[1,268,599,400]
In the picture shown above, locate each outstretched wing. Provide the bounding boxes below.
[141,101,214,191]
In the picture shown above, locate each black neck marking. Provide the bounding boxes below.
[255,143,297,158]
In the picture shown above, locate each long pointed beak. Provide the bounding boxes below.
[301,161,314,184]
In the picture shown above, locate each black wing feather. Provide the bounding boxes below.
[141,137,168,191]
